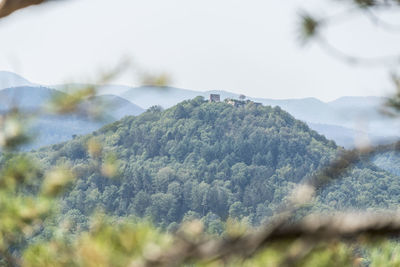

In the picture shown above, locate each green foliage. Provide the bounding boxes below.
[1,98,400,266]
[27,98,400,231]
[369,241,400,267]
[23,216,171,267]
[32,99,341,228]
[3,1,400,265]
[0,153,78,265]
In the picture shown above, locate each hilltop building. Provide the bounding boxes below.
[225,98,246,107]
[209,94,220,102]
[225,98,263,108]
[209,93,262,107]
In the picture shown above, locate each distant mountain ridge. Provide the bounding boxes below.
[0,86,59,111]
[117,85,398,147]
[1,71,398,148]
[0,71,36,90]
[0,86,144,150]
[0,86,144,119]
[48,83,399,141]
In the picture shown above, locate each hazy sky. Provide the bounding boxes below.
[0,0,400,101]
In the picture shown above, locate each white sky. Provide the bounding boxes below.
[0,0,400,101]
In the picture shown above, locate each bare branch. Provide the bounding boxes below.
[0,0,47,19]
[267,212,400,241]
[316,36,400,66]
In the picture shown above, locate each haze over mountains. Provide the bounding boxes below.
[0,71,36,90]
[0,73,144,149]
[1,88,143,150]
[99,85,400,148]
[119,86,399,146]
[0,71,398,149]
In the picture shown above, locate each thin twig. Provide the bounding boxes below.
[364,8,400,32]
[317,36,400,66]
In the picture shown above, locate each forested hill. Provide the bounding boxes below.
[33,97,400,232]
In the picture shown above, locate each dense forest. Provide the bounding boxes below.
[23,97,400,236]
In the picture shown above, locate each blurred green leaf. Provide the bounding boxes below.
[41,167,75,197]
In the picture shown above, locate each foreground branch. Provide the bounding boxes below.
[146,212,400,267]
[0,0,47,19]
